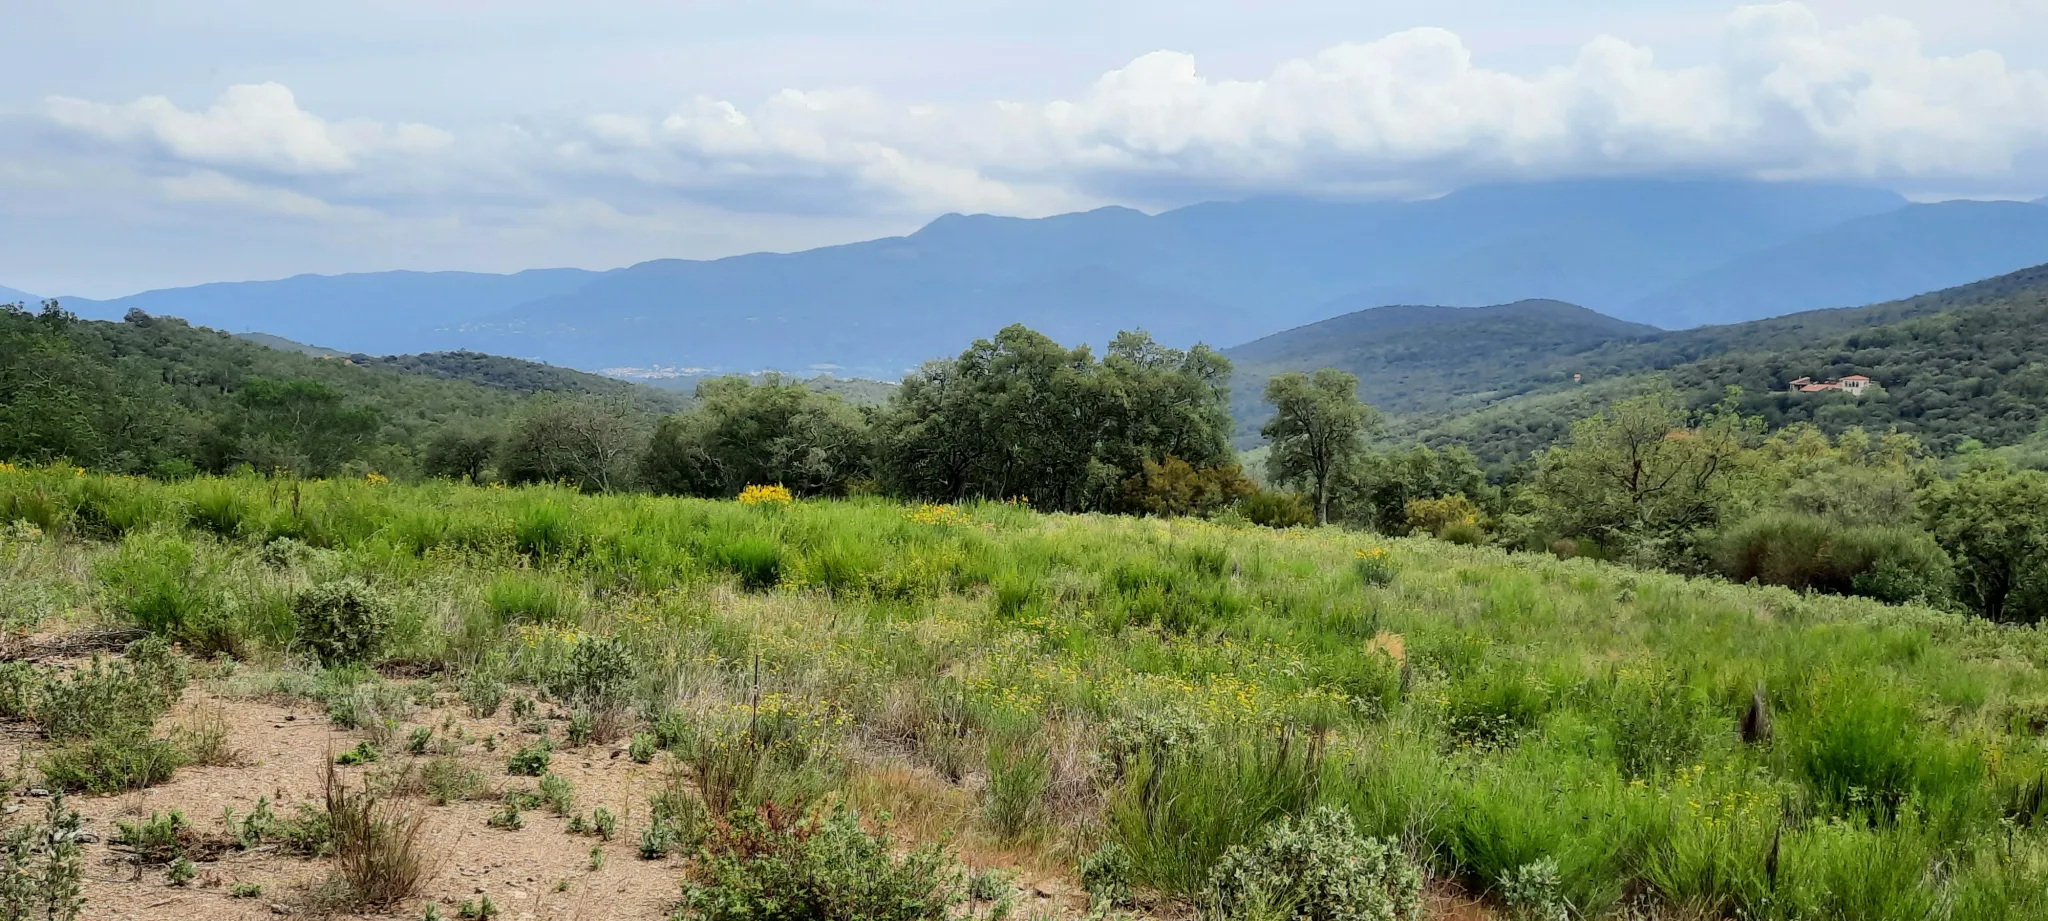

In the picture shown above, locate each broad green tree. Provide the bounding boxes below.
[640,374,871,498]
[1531,385,1759,565]
[1923,460,2048,623]
[1261,369,1380,525]
[876,325,1237,512]
[500,396,641,493]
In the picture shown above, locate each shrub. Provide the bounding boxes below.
[679,805,963,921]
[507,741,552,777]
[1498,857,1569,921]
[1080,841,1135,909]
[1201,806,1423,921]
[1353,547,1396,587]
[1405,494,1483,538]
[628,733,658,764]
[295,580,394,666]
[39,736,187,794]
[0,795,85,921]
[0,661,43,719]
[1238,490,1315,529]
[539,773,575,816]
[114,810,188,867]
[1715,512,1953,604]
[460,668,507,718]
[32,644,188,785]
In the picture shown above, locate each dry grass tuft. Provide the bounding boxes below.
[323,758,435,907]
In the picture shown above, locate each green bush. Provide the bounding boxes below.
[507,741,552,777]
[33,645,185,743]
[0,794,85,921]
[1237,490,1314,529]
[679,805,962,921]
[94,529,213,639]
[39,736,187,793]
[1715,512,1953,604]
[1079,841,1135,909]
[294,580,395,666]
[0,661,43,719]
[1200,805,1423,921]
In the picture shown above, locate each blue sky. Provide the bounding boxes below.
[4,0,2046,298]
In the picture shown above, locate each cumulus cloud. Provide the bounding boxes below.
[592,2,2048,208]
[46,82,451,174]
[35,2,2048,224]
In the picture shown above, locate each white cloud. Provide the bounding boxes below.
[632,3,2047,207]
[28,3,2048,244]
[46,82,451,174]
[157,169,376,221]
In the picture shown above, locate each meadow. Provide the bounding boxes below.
[5,463,2048,920]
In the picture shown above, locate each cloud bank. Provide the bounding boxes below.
[16,2,2048,294]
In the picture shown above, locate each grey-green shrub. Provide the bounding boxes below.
[1201,806,1422,921]
[294,579,394,666]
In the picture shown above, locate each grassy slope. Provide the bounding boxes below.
[6,467,2048,918]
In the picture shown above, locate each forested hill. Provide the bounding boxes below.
[1223,299,1658,439]
[363,350,688,412]
[0,304,673,479]
[1408,262,2048,466]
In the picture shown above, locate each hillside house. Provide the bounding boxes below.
[1787,374,1873,396]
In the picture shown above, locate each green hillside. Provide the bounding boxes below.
[1223,299,1656,442]
[1411,263,2048,466]
[0,304,663,478]
[365,350,689,412]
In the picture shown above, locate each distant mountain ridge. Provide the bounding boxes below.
[44,179,2048,377]
[0,285,41,304]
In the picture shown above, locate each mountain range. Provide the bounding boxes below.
[19,181,2048,378]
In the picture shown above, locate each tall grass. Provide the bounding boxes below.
[5,464,2048,918]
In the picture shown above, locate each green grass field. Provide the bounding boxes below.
[5,463,2048,919]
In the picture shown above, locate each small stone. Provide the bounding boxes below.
[26,788,49,798]
[284,714,296,721]
[75,833,100,844]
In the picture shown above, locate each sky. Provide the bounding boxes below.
[4,0,2048,298]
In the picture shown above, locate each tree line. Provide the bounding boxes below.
[11,299,2048,624]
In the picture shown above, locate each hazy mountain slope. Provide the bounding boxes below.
[1632,201,2048,327]
[31,179,1958,375]
[1223,299,1657,440]
[468,179,1905,373]
[67,268,611,357]
[1406,263,2048,466]
[0,285,40,304]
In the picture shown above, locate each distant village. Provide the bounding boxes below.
[1788,374,1873,395]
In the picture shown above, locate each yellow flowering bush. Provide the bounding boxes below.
[1355,546,1397,586]
[738,484,794,506]
[905,503,971,526]
[364,471,391,486]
